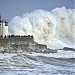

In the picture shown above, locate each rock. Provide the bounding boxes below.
[63,47,75,52]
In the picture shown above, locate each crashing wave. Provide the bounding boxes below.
[9,7,75,49]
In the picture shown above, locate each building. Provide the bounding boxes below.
[0,15,8,37]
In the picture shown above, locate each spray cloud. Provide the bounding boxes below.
[9,7,75,49]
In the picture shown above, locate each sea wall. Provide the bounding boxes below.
[0,35,34,47]
[0,35,47,53]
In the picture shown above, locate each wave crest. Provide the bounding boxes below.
[9,7,75,49]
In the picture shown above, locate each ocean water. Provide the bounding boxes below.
[0,50,75,75]
[0,7,75,75]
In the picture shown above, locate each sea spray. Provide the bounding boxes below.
[9,7,75,49]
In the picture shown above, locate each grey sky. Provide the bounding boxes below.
[0,0,74,21]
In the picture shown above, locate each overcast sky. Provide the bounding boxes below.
[0,0,74,21]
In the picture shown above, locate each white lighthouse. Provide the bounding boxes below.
[0,15,8,37]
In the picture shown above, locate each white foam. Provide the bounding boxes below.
[9,7,75,49]
[0,53,17,59]
[30,50,75,58]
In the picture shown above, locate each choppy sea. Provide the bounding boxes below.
[0,50,75,75]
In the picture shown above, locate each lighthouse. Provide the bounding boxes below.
[0,15,8,37]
